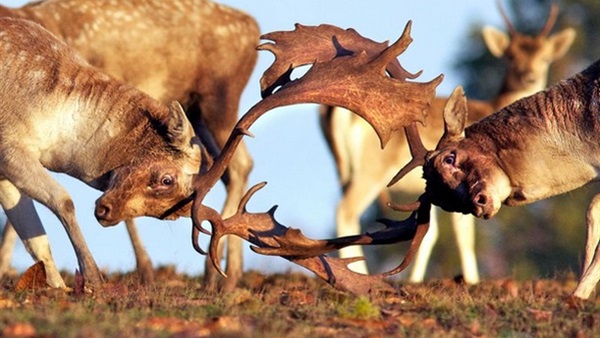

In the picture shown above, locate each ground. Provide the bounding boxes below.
[0,266,598,337]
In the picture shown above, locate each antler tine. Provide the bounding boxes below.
[387,122,431,187]
[380,195,431,276]
[496,0,517,36]
[540,3,559,37]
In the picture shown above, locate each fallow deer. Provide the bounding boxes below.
[0,0,259,291]
[0,17,204,289]
[394,54,600,299]
[320,3,575,282]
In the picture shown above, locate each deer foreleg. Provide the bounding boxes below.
[409,207,440,283]
[0,155,103,288]
[451,213,479,284]
[0,220,17,278]
[0,180,66,288]
[573,194,600,299]
[124,219,154,284]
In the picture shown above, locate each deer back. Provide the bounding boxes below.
[5,0,259,108]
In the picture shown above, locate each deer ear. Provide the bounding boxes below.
[166,101,196,149]
[548,27,576,60]
[482,26,510,58]
[441,86,468,143]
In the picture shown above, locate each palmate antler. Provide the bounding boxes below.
[190,22,442,295]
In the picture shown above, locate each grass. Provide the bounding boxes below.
[0,268,598,337]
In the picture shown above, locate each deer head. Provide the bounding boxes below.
[94,100,200,225]
[482,2,576,107]
[188,22,443,295]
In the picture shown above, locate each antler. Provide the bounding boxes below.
[497,1,559,37]
[190,22,442,295]
[539,3,558,37]
[387,123,431,187]
[497,0,518,36]
[192,183,431,295]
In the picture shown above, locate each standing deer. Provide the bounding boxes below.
[320,3,575,282]
[0,17,203,288]
[0,0,259,291]
[400,54,600,299]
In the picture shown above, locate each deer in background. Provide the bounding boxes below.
[0,16,202,289]
[0,0,259,291]
[320,3,575,282]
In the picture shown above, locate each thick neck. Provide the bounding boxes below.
[466,61,600,204]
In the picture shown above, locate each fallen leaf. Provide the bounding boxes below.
[527,308,552,321]
[140,317,197,333]
[15,262,46,292]
[502,279,519,299]
[2,322,36,337]
[0,297,17,309]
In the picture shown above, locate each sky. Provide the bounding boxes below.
[3,0,502,277]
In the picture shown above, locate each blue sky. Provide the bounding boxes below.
[3,0,501,276]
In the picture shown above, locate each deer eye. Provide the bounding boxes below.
[160,174,174,186]
[443,153,456,166]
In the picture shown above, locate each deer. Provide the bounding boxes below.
[319,2,575,283]
[0,16,206,289]
[390,54,600,299]
[0,0,259,291]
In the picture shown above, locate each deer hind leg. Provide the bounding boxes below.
[573,194,600,299]
[0,219,17,278]
[408,207,440,283]
[319,107,354,185]
[192,85,253,292]
[0,180,65,288]
[124,219,154,284]
[451,213,479,284]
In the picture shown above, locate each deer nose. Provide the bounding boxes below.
[473,192,493,219]
[474,192,487,206]
[95,202,114,225]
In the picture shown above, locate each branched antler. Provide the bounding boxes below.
[190,22,441,295]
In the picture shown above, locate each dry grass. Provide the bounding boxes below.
[1,267,598,337]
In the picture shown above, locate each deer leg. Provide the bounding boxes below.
[0,155,103,288]
[573,194,600,299]
[336,120,406,274]
[124,219,154,284]
[0,219,17,278]
[0,180,65,288]
[320,107,354,185]
[193,86,253,291]
[408,207,440,283]
[451,213,479,284]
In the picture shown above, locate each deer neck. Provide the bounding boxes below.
[467,61,600,205]
[492,76,548,110]
[35,69,172,187]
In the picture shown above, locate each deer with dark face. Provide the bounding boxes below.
[393,57,600,299]
[0,17,202,289]
[320,3,575,282]
[0,0,259,291]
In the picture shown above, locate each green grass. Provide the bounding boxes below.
[1,269,598,337]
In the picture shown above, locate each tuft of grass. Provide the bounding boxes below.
[336,296,381,320]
